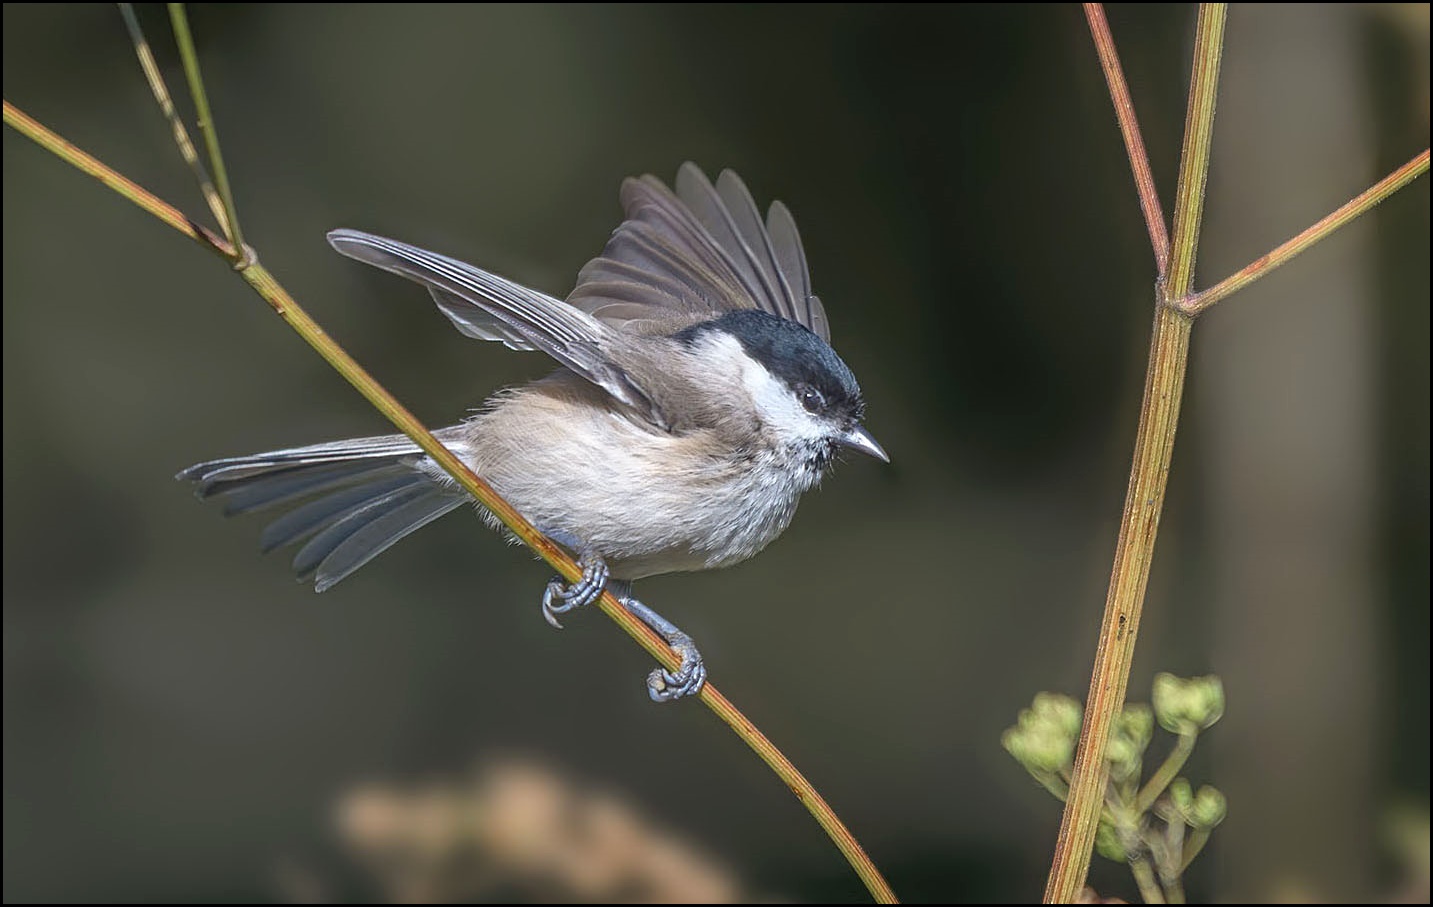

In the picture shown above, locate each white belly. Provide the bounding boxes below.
[436,391,818,581]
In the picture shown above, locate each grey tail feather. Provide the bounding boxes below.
[310,491,466,591]
[259,471,425,553]
[178,435,465,591]
[177,434,425,485]
[216,460,403,516]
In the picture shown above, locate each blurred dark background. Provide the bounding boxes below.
[3,4,1427,903]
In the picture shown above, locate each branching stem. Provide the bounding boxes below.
[1044,5,1224,902]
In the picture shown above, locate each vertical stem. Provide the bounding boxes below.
[1044,7,1224,901]
[1164,4,1226,299]
[1129,853,1167,904]
[167,3,244,253]
[1162,817,1188,903]
[1045,305,1194,903]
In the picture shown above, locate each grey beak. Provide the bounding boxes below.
[837,424,890,463]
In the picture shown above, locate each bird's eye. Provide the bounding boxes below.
[799,386,825,413]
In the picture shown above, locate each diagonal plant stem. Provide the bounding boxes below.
[1044,4,1226,902]
[2,98,897,905]
[1135,730,1196,814]
[2,100,231,254]
[1180,827,1211,873]
[1084,3,1170,273]
[1183,148,1430,314]
[166,3,244,256]
[118,3,229,234]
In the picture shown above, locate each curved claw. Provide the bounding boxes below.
[540,580,569,629]
[539,551,610,629]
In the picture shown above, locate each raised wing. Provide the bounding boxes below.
[327,229,667,428]
[567,163,830,342]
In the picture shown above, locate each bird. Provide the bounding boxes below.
[177,163,888,702]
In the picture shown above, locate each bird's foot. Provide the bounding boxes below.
[620,596,707,702]
[540,544,609,629]
[645,630,706,702]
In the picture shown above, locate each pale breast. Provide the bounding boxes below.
[437,379,815,581]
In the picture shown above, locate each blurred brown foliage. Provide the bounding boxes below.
[328,758,752,903]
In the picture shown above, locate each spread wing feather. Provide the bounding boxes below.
[567,164,830,341]
[328,229,665,427]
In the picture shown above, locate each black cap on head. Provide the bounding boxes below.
[675,310,864,420]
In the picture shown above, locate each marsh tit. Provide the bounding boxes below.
[178,163,888,702]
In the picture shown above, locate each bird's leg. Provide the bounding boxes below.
[539,528,609,629]
[613,589,707,703]
[536,534,704,702]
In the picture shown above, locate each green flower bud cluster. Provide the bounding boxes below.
[1166,778,1227,829]
[1001,692,1081,775]
[1152,672,1224,734]
[1106,704,1153,783]
[1005,673,1228,903]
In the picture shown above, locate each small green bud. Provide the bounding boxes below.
[1000,727,1029,765]
[1116,704,1154,750]
[1191,676,1225,729]
[1002,722,1069,775]
[1152,673,1191,732]
[1167,777,1194,814]
[1095,820,1127,861]
[1033,692,1083,740]
[1189,785,1227,828]
[1105,736,1137,782]
[1106,704,1153,781]
[1004,693,1081,774]
[1153,672,1225,733]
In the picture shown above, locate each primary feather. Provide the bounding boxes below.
[567,164,829,341]
[327,229,666,428]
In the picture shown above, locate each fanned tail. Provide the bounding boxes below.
[178,434,466,590]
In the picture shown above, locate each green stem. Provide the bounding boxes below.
[1163,869,1186,904]
[167,3,244,255]
[1182,148,1430,314]
[1083,3,1170,272]
[1158,810,1187,903]
[1108,795,1163,903]
[1043,6,1224,902]
[1180,828,1211,873]
[1162,4,1225,300]
[1044,303,1195,903]
[1135,731,1196,814]
[118,3,229,232]
[1129,853,1166,904]
[2,100,230,255]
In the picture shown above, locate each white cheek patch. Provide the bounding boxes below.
[699,333,830,445]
